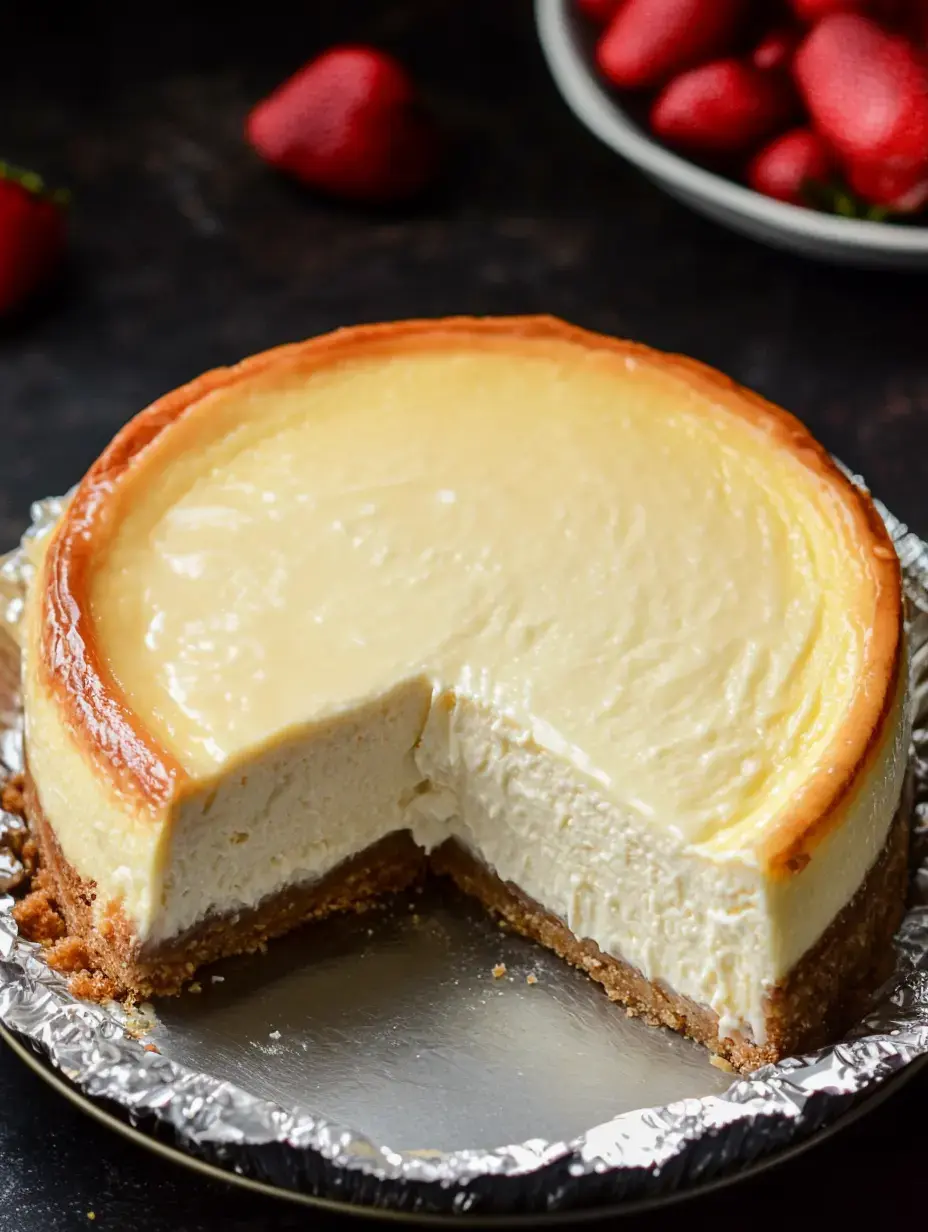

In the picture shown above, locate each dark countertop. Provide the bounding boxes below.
[1,2,926,1228]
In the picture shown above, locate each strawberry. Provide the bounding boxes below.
[246,47,438,205]
[650,59,795,156]
[788,0,871,19]
[575,0,622,24]
[0,163,68,317]
[846,157,928,210]
[794,16,928,175]
[596,0,745,90]
[752,27,802,73]
[747,127,834,203]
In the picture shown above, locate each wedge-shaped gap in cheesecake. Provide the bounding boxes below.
[20,317,907,1080]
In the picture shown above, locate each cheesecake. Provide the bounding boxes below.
[19,317,908,1071]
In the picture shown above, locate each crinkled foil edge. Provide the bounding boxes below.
[2,483,928,1215]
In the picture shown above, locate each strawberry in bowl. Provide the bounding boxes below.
[537,0,928,264]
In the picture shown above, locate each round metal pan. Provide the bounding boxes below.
[4,1024,924,1225]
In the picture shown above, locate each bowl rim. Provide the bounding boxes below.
[535,0,928,255]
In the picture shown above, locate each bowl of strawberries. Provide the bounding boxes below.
[536,0,928,266]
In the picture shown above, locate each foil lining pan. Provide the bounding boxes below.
[2,484,928,1216]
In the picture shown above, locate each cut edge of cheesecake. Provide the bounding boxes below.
[18,315,911,1072]
[18,769,910,1072]
[37,315,903,878]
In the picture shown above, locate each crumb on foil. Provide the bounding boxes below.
[1,776,25,816]
[10,830,120,1005]
[526,973,538,985]
[45,935,90,973]
[492,962,507,979]
[710,1055,735,1073]
[68,970,118,1003]
[13,885,66,943]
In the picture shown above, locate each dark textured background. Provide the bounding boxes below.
[1,2,926,1227]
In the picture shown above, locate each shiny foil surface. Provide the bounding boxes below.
[1,483,928,1216]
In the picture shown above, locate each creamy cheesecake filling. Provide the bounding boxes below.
[20,334,906,1045]
[94,347,870,850]
[413,679,908,1043]
[23,648,907,1043]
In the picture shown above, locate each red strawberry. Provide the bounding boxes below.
[596,0,745,90]
[0,164,68,316]
[752,27,802,73]
[650,59,795,156]
[747,127,834,203]
[847,157,928,210]
[794,16,928,174]
[575,0,622,24]
[788,0,871,19]
[246,47,438,204]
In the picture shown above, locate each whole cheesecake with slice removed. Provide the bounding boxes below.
[20,317,908,1071]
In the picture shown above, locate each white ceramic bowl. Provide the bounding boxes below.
[536,0,928,268]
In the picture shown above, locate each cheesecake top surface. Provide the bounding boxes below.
[39,317,902,871]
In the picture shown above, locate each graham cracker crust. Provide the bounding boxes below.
[14,770,909,1071]
[18,772,425,999]
[432,802,909,1071]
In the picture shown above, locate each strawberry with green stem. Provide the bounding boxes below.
[0,163,68,316]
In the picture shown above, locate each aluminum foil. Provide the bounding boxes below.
[2,483,928,1216]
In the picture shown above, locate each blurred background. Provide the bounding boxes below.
[1,1,925,552]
